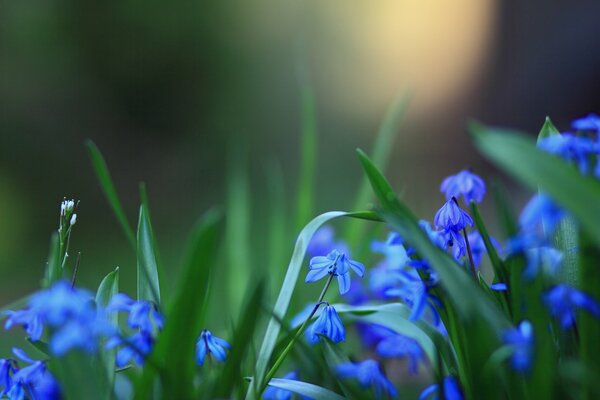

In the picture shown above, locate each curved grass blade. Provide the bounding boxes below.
[357,148,510,330]
[470,202,507,284]
[96,267,120,397]
[137,204,161,305]
[246,210,380,399]
[536,116,560,143]
[469,123,600,247]
[267,378,346,400]
[43,232,61,287]
[86,140,136,250]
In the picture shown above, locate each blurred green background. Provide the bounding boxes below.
[1,0,599,311]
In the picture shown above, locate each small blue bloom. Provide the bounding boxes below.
[467,231,501,268]
[419,220,447,249]
[336,359,397,399]
[519,193,565,235]
[538,134,596,175]
[107,293,164,334]
[572,113,600,133]
[0,358,17,396]
[305,250,365,295]
[371,232,410,270]
[385,271,440,323]
[264,371,302,400]
[106,331,154,367]
[306,305,345,344]
[523,247,563,280]
[376,334,426,374]
[9,348,60,400]
[195,329,230,366]
[441,228,467,260]
[356,323,396,348]
[543,285,600,329]
[490,283,508,291]
[419,376,464,400]
[434,199,473,232]
[440,169,486,204]
[369,263,404,300]
[27,281,94,326]
[503,321,534,373]
[3,310,44,342]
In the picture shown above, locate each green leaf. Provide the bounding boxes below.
[356,148,510,330]
[27,338,50,357]
[137,204,161,304]
[536,116,560,143]
[347,94,409,248]
[135,209,222,399]
[470,202,507,284]
[267,378,346,400]
[246,210,380,399]
[86,140,136,250]
[95,267,119,399]
[43,232,61,287]
[470,123,600,248]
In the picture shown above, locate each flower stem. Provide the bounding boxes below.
[462,228,477,278]
[262,274,334,390]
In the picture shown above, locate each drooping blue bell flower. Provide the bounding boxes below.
[195,329,230,366]
[336,359,397,399]
[543,285,600,329]
[503,321,534,373]
[440,169,486,204]
[306,304,345,344]
[434,199,473,232]
[376,334,426,374]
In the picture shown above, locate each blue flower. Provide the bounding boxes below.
[8,348,60,400]
[490,283,508,291]
[107,293,164,334]
[419,376,464,400]
[106,331,154,367]
[434,199,473,232]
[376,334,426,374]
[306,304,345,344]
[467,231,501,268]
[572,113,600,133]
[419,220,447,249]
[356,323,396,348]
[0,358,17,396]
[336,359,397,399]
[264,371,303,400]
[519,193,565,235]
[371,232,410,270]
[385,271,440,323]
[441,228,467,260]
[503,321,534,373]
[543,285,600,329]
[305,250,365,295]
[440,169,486,204]
[307,226,350,259]
[523,247,563,280]
[538,134,596,175]
[3,310,44,342]
[195,329,230,366]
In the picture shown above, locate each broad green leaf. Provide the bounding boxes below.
[135,209,222,400]
[95,267,120,398]
[491,180,518,239]
[137,204,161,304]
[50,351,108,400]
[246,210,380,399]
[86,140,136,250]
[470,123,600,248]
[470,202,507,284]
[43,233,61,287]
[348,94,409,248]
[295,77,318,230]
[267,378,345,400]
[356,149,510,330]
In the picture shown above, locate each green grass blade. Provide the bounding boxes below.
[267,378,346,400]
[470,123,600,247]
[86,140,136,250]
[347,94,409,247]
[246,210,379,399]
[356,148,509,330]
[295,82,318,230]
[225,150,251,315]
[95,267,120,397]
[536,116,560,143]
[213,280,266,397]
[135,209,222,399]
[470,202,507,283]
[43,232,61,287]
[136,204,161,305]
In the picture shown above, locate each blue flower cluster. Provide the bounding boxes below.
[0,348,60,400]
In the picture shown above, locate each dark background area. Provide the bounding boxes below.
[0,0,599,302]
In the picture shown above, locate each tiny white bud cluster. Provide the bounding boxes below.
[70,214,77,226]
[60,199,76,216]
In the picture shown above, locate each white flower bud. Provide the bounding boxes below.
[70,214,77,226]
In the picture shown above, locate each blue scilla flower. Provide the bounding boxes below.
[419,376,464,400]
[440,169,486,204]
[419,220,447,249]
[336,359,397,399]
[371,232,410,270]
[376,334,426,374]
[467,231,501,268]
[305,250,365,295]
[356,323,396,348]
[523,247,563,280]
[543,285,600,329]
[0,358,17,396]
[105,331,154,367]
[572,113,600,133]
[8,348,60,400]
[519,193,565,235]
[503,321,534,373]
[369,262,405,300]
[490,282,508,291]
[27,281,94,326]
[306,304,345,344]
[195,329,230,366]
[264,371,304,400]
[3,310,44,342]
[385,270,440,323]
[107,293,164,334]
[434,199,473,232]
[441,228,467,260]
[538,134,596,175]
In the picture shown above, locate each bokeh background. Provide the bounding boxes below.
[1,0,599,318]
